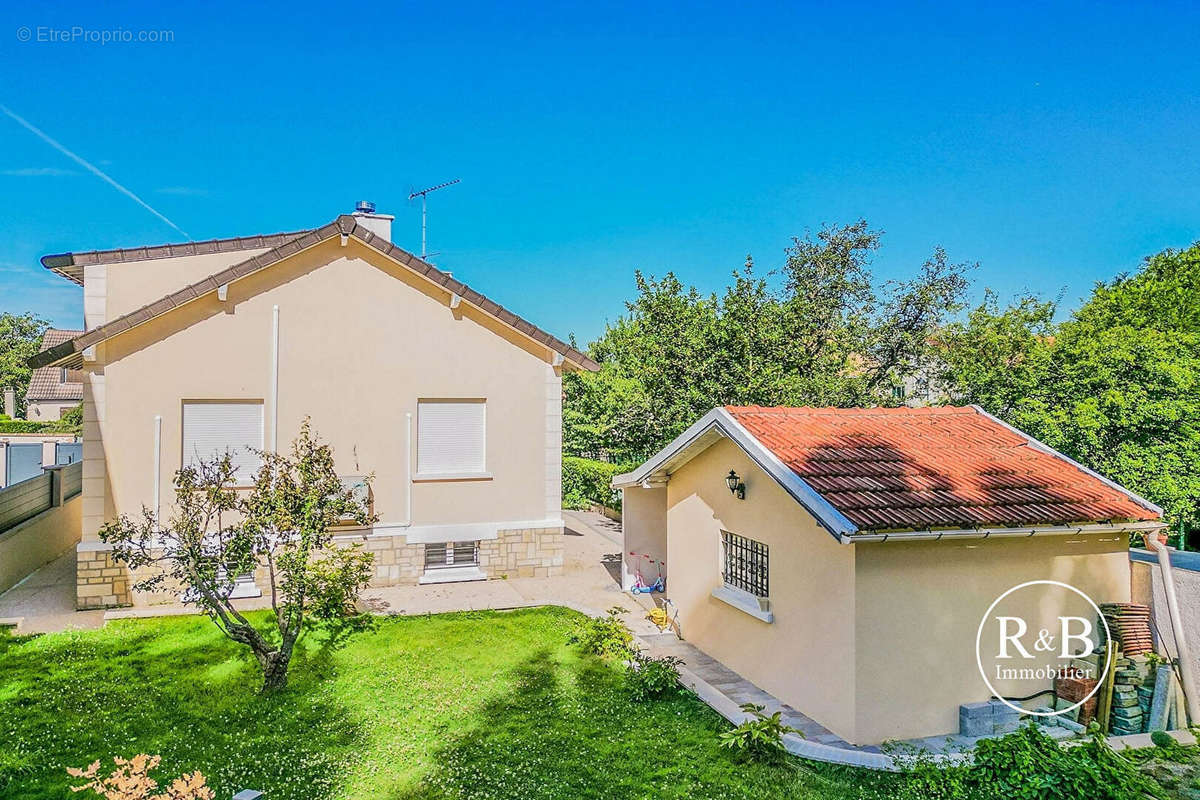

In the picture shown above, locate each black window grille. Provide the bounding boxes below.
[424,541,479,569]
[721,531,768,597]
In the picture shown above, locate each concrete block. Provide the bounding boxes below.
[1149,666,1173,732]
[960,701,993,719]
[960,714,992,738]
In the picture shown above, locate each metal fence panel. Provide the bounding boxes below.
[61,461,83,500]
[0,471,53,534]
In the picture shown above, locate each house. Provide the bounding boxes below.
[0,335,83,488]
[25,329,84,421]
[613,405,1164,745]
[28,204,599,610]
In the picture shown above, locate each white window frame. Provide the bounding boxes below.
[181,400,265,487]
[414,399,491,481]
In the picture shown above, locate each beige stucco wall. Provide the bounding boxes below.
[26,401,76,421]
[664,437,858,740]
[852,533,1130,743]
[104,249,273,322]
[75,237,567,606]
[0,492,80,595]
[622,485,667,589]
[1130,557,1200,689]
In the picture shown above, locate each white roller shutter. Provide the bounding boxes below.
[182,402,264,483]
[417,400,486,475]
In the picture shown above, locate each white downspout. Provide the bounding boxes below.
[270,305,279,452]
[402,411,413,527]
[152,415,162,529]
[1145,531,1200,725]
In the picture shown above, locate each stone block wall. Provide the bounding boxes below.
[77,547,132,609]
[479,526,564,579]
[77,524,565,608]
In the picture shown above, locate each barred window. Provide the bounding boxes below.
[722,531,768,598]
[424,541,479,570]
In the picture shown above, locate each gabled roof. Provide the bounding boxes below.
[25,329,84,402]
[41,230,312,285]
[29,216,599,372]
[613,405,1162,541]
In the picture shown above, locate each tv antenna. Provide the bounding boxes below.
[408,178,460,259]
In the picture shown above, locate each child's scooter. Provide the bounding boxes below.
[629,551,665,593]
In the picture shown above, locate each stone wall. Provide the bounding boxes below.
[479,526,564,579]
[77,524,565,608]
[77,547,131,609]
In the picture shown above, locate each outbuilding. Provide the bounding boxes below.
[613,405,1164,744]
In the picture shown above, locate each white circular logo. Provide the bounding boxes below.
[975,580,1113,718]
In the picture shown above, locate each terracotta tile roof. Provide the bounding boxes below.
[725,405,1160,531]
[25,329,84,402]
[40,230,312,285]
[29,217,599,372]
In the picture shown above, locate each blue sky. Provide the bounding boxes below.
[1,1,1198,345]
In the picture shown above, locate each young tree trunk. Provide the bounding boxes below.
[260,649,291,692]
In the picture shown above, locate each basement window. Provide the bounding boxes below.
[424,541,480,570]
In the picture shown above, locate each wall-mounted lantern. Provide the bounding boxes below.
[725,469,746,500]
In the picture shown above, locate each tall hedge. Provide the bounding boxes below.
[562,456,631,512]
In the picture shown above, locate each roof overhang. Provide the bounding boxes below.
[841,519,1165,544]
[612,406,1167,545]
[611,407,860,541]
[40,229,312,286]
[30,216,599,373]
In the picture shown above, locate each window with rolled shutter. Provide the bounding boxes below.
[182,401,264,483]
[416,399,486,476]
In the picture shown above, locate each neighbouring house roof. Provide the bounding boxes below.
[30,216,599,372]
[613,405,1162,541]
[40,230,312,285]
[25,329,84,403]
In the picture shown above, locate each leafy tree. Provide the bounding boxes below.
[938,290,1057,417]
[0,312,49,417]
[942,243,1200,530]
[100,420,376,691]
[564,221,972,462]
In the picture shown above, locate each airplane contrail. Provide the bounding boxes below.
[0,103,191,240]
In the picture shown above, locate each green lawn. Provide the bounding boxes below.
[0,606,887,799]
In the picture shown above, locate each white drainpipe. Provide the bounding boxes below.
[401,411,412,527]
[270,305,280,452]
[1145,532,1200,725]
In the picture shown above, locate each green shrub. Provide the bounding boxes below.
[0,405,82,435]
[567,606,634,660]
[1151,730,1175,750]
[0,419,58,433]
[626,652,684,701]
[891,723,1161,800]
[718,703,802,760]
[562,456,630,511]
